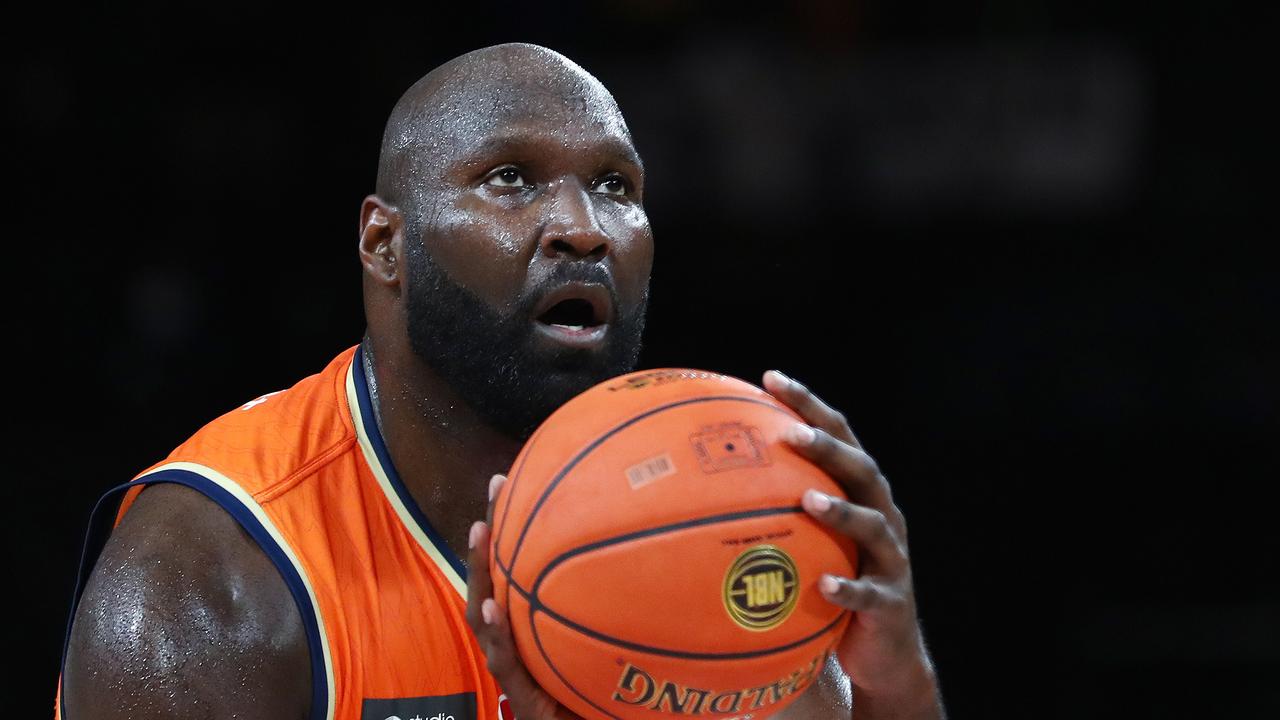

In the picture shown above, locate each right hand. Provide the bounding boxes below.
[466,473,585,720]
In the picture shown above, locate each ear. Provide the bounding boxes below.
[359,195,403,286]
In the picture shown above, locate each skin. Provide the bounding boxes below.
[358,43,654,558]
[63,483,312,719]
[63,43,944,719]
[64,42,649,720]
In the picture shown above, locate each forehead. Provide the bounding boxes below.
[394,57,636,172]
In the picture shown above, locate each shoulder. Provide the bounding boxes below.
[63,483,311,720]
[157,347,359,497]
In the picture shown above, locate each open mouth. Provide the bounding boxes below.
[531,282,613,347]
[537,297,602,331]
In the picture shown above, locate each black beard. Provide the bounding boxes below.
[404,241,647,442]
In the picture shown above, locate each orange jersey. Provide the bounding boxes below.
[58,345,511,720]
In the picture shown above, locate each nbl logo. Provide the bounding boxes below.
[722,545,799,631]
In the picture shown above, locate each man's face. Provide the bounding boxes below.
[400,74,653,441]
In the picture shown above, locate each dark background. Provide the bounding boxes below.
[8,1,1276,717]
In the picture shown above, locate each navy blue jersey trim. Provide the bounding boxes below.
[352,344,468,581]
[59,470,328,720]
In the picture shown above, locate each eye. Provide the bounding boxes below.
[591,173,630,196]
[485,166,527,188]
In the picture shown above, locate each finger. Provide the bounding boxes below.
[784,423,896,516]
[818,574,893,613]
[479,597,564,720]
[465,520,494,631]
[487,473,507,526]
[802,490,907,572]
[466,475,505,631]
[763,370,860,448]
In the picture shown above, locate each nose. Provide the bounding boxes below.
[539,179,611,261]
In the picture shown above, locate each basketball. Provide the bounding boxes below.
[490,368,857,720]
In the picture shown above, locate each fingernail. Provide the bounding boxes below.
[820,574,841,595]
[482,598,498,625]
[766,370,790,388]
[803,489,832,513]
[468,521,484,550]
[489,474,505,502]
[787,423,815,446]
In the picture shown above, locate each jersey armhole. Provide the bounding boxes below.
[59,464,334,720]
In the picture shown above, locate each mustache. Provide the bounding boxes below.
[520,262,619,315]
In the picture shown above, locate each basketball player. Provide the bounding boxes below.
[58,44,944,720]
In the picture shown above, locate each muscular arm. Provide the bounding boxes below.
[776,655,853,719]
[63,483,311,720]
[778,653,943,720]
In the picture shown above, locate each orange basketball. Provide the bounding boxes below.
[490,368,856,720]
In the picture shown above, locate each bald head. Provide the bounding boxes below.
[375,43,632,211]
[357,43,653,441]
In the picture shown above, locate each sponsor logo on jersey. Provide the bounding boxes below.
[360,692,476,720]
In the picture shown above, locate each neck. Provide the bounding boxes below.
[360,336,524,563]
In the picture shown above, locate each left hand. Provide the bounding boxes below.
[466,475,585,720]
[762,370,942,713]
